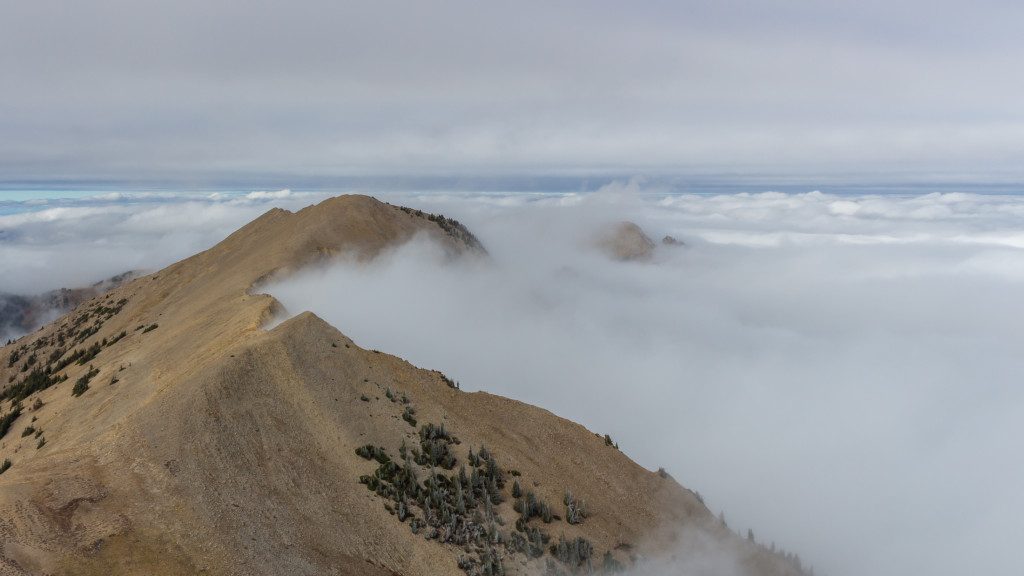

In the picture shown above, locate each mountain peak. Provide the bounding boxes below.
[0,196,800,576]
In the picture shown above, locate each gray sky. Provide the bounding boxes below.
[3,0,1024,187]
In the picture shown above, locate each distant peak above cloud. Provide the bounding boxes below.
[593,221,657,262]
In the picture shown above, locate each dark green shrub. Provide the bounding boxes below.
[552,533,593,568]
[402,406,417,427]
[0,406,23,439]
[72,380,89,397]
[1,368,63,403]
[603,550,624,573]
[75,342,102,365]
[438,372,457,389]
[355,445,390,464]
[71,366,98,397]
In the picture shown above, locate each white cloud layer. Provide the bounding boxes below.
[3,188,1024,576]
[0,191,326,294]
[268,188,1024,576]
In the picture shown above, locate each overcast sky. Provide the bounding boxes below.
[3,0,1024,189]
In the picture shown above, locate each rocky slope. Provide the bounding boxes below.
[0,195,802,576]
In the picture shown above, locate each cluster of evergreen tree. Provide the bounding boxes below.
[355,417,620,575]
[552,533,594,570]
[0,404,22,440]
[1,294,133,404]
[393,204,486,253]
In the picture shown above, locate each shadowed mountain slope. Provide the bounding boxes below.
[0,271,143,343]
[0,195,802,576]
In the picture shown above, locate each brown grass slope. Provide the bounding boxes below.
[0,195,800,576]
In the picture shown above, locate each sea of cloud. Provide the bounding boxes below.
[271,185,1024,576]
[3,186,1023,576]
[0,191,328,295]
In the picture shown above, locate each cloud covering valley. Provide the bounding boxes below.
[3,188,1024,576]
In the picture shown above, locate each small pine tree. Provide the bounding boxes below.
[566,502,580,525]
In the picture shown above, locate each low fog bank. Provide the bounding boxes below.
[271,186,1024,576]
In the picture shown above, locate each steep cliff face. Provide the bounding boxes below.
[0,195,800,576]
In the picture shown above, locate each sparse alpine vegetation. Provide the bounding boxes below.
[356,419,620,575]
[1,298,132,404]
[0,405,22,440]
[72,366,100,397]
[394,205,486,254]
[0,197,810,576]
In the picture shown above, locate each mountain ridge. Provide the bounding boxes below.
[0,195,802,576]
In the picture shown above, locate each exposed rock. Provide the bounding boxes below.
[595,221,656,261]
